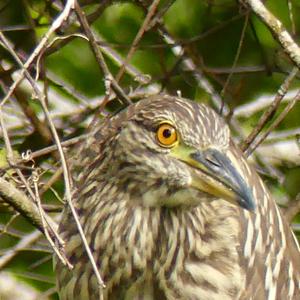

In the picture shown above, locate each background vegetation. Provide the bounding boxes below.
[0,0,299,299]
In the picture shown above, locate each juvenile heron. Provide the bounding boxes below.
[56,95,300,299]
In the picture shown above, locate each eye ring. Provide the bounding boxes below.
[156,122,178,148]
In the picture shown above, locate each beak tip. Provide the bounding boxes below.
[238,191,256,212]
[240,200,255,211]
[188,148,257,212]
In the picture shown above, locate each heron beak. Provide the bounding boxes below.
[171,146,255,211]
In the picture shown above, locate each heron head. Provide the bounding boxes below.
[109,95,255,211]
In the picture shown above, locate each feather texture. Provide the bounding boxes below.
[56,95,300,300]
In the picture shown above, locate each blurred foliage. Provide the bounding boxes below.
[0,0,299,298]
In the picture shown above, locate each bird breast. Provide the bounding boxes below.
[58,188,246,300]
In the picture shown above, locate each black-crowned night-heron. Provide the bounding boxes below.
[56,95,300,299]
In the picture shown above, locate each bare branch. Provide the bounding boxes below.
[1,0,97,281]
[246,89,300,156]
[114,0,161,84]
[242,0,300,69]
[240,67,298,152]
[233,89,299,118]
[74,1,131,106]
[0,177,44,233]
[0,35,53,145]
[33,172,72,268]
[0,0,75,106]
[95,34,149,84]
[0,230,41,269]
[221,13,249,99]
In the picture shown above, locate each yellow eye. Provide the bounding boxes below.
[156,123,178,147]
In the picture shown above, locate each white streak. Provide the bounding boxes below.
[244,218,254,258]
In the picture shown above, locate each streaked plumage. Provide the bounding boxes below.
[56,95,300,299]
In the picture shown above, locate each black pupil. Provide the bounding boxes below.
[162,128,172,139]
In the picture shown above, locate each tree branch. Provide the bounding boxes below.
[242,0,300,69]
[240,67,298,152]
[245,89,300,156]
[0,177,44,233]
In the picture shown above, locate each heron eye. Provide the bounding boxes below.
[156,123,178,147]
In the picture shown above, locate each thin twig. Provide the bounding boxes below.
[32,172,72,268]
[233,88,299,118]
[221,13,249,101]
[45,0,111,56]
[114,0,161,84]
[0,29,68,249]
[95,35,147,84]
[2,0,98,282]
[39,168,63,196]
[39,41,107,299]
[47,71,93,108]
[0,230,41,269]
[0,213,20,240]
[0,34,53,145]
[154,19,227,114]
[0,0,75,106]
[241,67,298,152]
[74,1,131,106]
[0,107,39,216]
[246,89,300,156]
[27,134,87,160]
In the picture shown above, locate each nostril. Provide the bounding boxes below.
[205,155,221,168]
